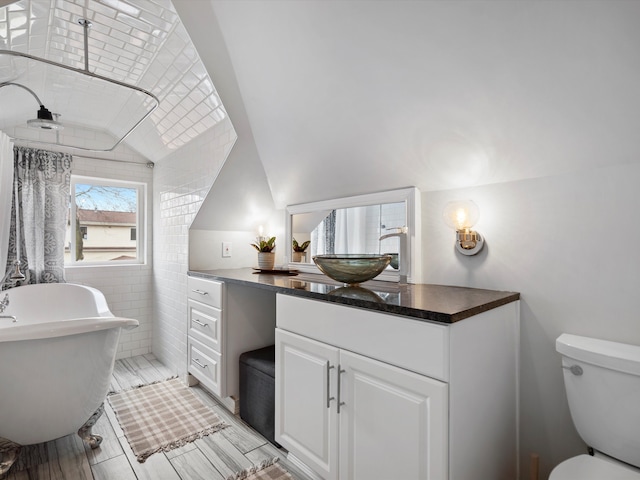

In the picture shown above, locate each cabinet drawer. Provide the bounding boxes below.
[188,299,222,352]
[188,337,223,397]
[277,294,449,381]
[187,276,223,308]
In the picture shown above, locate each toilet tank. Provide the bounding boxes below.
[556,334,640,469]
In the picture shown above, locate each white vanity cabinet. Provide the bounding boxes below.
[187,275,276,405]
[275,293,519,480]
[276,328,447,480]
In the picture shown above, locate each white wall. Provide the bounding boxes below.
[152,117,236,376]
[421,162,640,479]
[189,230,258,271]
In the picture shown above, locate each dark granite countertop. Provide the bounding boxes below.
[188,268,519,324]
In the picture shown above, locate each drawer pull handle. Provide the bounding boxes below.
[337,367,346,414]
[326,362,335,408]
[192,289,209,296]
[193,358,208,369]
[193,319,209,328]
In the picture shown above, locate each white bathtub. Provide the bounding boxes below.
[0,283,138,466]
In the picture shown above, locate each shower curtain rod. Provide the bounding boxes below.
[73,154,154,168]
[8,146,154,167]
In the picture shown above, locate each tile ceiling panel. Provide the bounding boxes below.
[0,0,226,160]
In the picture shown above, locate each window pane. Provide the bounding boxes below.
[66,179,143,264]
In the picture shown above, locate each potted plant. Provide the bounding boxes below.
[251,236,276,270]
[292,238,310,263]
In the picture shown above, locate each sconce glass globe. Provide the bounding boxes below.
[442,199,484,255]
[443,200,480,231]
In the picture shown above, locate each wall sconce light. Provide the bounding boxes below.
[443,200,484,256]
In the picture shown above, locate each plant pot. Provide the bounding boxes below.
[292,251,306,263]
[258,252,275,270]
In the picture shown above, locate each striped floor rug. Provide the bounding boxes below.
[108,378,227,462]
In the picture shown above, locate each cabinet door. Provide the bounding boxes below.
[339,350,448,480]
[275,329,340,480]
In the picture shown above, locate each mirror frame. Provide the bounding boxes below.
[285,187,422,283]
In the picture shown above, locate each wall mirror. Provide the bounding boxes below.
[285,187,422,283]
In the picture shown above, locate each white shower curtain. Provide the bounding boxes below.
[0,132,13,274]
[310,207,368,256]
[334,206,366,253]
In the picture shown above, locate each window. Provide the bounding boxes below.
[66,175,146,265]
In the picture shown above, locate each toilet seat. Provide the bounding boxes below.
[550,454,640,480]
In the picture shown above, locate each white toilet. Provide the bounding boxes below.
[551,333,640,479]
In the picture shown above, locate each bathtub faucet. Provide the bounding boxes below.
[0,315,17,322]
[379,226,409,284]
[0,294,8,313]
[2,259,26,291]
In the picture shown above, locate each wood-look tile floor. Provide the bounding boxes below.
[5,354,312,480]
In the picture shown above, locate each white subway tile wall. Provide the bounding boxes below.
[152,116,236,375]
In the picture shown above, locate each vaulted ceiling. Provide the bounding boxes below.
[186,0,640,208]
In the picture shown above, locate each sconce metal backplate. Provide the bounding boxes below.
[455,230,484,256]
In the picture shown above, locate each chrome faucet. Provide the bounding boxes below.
[379,226,408,284]
[1,259,26,291]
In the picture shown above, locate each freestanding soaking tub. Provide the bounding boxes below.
[0,283,138,476]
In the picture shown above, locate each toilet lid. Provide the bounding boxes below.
[550,455,640,480]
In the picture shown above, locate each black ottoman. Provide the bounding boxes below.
[239,345,279,446]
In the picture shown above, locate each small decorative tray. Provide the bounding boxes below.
[252,268,299,276]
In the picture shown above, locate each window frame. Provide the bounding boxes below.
[67,175,146,267]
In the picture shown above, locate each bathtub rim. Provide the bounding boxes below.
[1,282,115,318]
